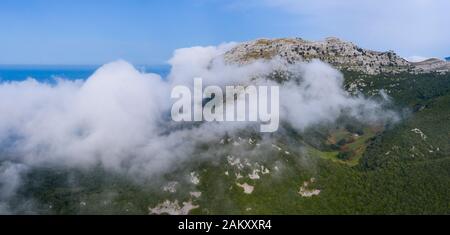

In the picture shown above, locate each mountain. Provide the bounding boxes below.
[3,37,450,215]
[446,57,450,62]
[224,37,450,75]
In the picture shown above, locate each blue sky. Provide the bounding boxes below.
[0,0,448,65]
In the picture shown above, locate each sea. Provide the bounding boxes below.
[0,64,171,83]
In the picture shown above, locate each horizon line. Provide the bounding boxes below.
[0,62,171,67]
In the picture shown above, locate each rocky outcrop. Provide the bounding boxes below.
[413,58,450,73]
[224,37,449,75]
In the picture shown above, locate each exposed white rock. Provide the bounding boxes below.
[248,169,261,180]
[261,166,270,175]
[190,191,202,198]
[298,178,321,197]
[190,172,200,185]
[411,128,427,140]
[149,200,199,215]
[236,183,254,194]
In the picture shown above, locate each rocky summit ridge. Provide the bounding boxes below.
[224,37,449,75]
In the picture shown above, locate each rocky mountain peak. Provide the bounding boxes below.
[224,37,449,75]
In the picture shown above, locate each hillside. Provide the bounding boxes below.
[412,58,450,73]
[2,37,450,215]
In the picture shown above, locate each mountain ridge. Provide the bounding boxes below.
[224,37,450,75]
